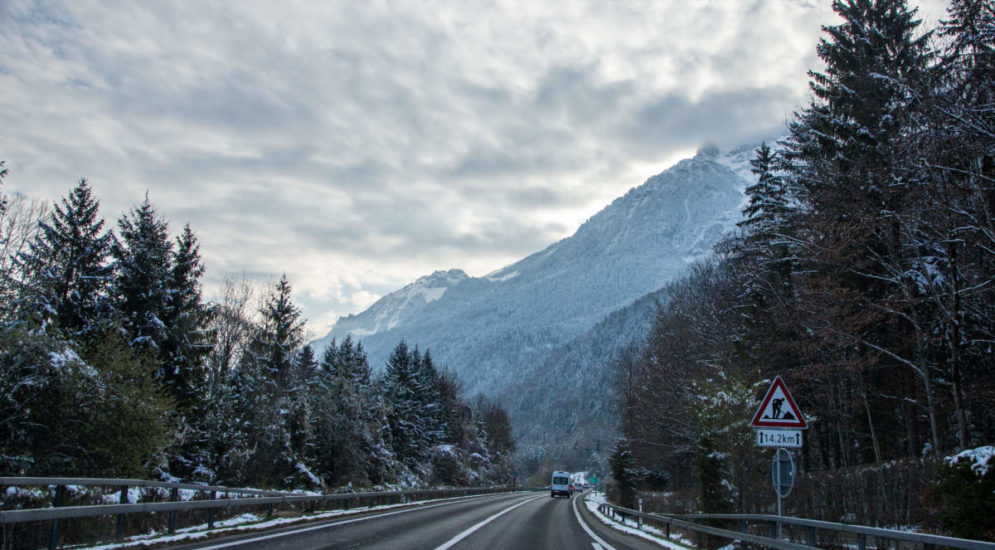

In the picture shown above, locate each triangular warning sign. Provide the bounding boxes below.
[751,376,807,429]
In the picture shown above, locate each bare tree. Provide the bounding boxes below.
[0,187,48,321]
[206,275,254,394]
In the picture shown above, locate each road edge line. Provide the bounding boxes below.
[573,495,618,550]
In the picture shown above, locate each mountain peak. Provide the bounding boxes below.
[696,142,721,159]
[416,269,469,286]
[310,268,470,348]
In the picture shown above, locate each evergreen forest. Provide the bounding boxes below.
[611,0,995,538]
[0,174,516,490]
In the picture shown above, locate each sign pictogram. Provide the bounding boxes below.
[750,376,807,429]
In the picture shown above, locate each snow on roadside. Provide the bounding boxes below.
[583,492,694,550]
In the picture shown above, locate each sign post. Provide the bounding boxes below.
[751,376,806,540]
[772,448,794,539]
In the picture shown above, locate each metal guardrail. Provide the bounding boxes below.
[664,513,995,550]
[596,501,995,550]
[597,501,813,550]
[0,477,516,549]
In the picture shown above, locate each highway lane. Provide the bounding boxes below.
[169,491,665,550]
[439,491,663,550]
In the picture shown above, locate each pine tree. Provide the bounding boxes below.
[740,143,790,244]
[238,275,309,487]
[609,439,637,508]
[941,0,995,95]
[383,341,420,465]
[786,0,933,228]
[335,335,372,386]
[285,345,317,482]
[478,398,516,484]
[203,356,259,485]
[730,142,797,300]
[313,340,379,486]
[20,179,113,336]
[113,196,173,353]
[800,0,932,171]
[382,341,444,470]
[250,274,305,384]
[161,224,210,409]
[413,349,445,446]
[783,0,944,454]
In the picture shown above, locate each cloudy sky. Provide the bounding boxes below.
[0,0,947,337]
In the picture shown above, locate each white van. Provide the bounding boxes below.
[550,471,571,498]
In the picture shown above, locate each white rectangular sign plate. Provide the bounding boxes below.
[756,429,803,448]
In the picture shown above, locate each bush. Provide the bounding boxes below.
[936,447,995,541]
[0,324,174,478]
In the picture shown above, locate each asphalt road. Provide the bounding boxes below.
[169,491,665,550]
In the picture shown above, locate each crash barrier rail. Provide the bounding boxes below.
[596,501,995,550]
[0,476,516,549]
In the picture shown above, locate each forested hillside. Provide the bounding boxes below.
[611,0,995,536]
[0,175,515,489]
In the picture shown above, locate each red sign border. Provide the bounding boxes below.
[751,375,807,429]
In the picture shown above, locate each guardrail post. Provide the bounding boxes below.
[807,525,816,546]
[116,486,128,539]
[167,487,179,535]
[858,533,867,550]
[697,531,704,549]
[207,491,216,529]
[47,484,66,550]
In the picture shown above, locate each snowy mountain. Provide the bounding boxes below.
[314,145,754,404]
[312,269,469,348]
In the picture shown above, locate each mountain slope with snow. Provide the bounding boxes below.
[312,269,468,349]
[314,146,754,402]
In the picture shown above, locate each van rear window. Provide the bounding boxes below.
[553,476,568,485]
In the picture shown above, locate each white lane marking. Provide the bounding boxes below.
[573,495,618,550]
[434,495,543,550]
[196,495,511,549]
[592,544,605,550]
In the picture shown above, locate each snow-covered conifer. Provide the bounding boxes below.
[113,196,173,352]
[19,179,113,336]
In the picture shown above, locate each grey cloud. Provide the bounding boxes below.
[622,86,797,154]
[1,0,874,333]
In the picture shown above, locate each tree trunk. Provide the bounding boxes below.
[862,383,882,462]
[948,241,969,450]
